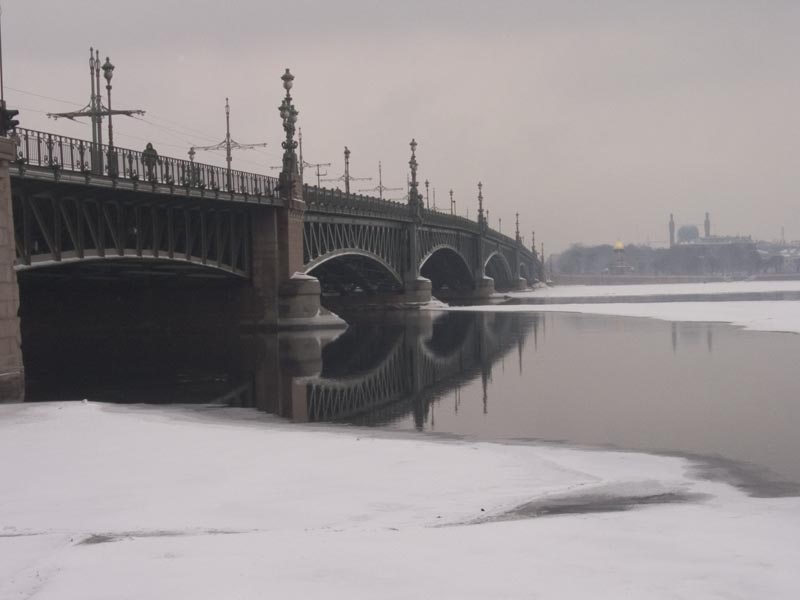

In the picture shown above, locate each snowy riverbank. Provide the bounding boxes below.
[2,401,799,598]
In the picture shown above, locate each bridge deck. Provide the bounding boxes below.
[10,128,536,261]
[11,128,284,207]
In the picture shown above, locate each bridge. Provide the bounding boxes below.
[0,70,540,402]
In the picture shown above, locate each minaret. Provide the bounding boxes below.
[669,214,675,248]
[704,212,711,238]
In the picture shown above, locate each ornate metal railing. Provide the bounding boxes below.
[422,207,481,234]
[303,184,410,220]
[12,128,279,198]
[10,129,536,262]
[305,185,516,240]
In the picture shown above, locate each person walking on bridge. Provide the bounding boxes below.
[142,142,159,182]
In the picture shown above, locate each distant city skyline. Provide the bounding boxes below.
[4,0,799,252]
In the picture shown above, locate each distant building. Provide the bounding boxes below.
[667,212,758,275]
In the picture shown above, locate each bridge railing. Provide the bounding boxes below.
[304,182,536,261]
[303,184,410,220]
[12,128,279,198]
[422,207,481,234]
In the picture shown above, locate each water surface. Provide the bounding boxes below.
[25,309,800,494]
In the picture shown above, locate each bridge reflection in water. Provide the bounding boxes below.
[25,311,537,429]
[228,311,538,427]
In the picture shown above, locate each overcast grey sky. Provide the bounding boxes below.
[5,1,799,252]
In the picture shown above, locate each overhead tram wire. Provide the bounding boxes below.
[6,85,85,107]
[6,83,254,156]
[7,83,225,146]
[7,105,48,115]
[8,84,347,177]
[128,112,284,164]
[128,115,283,170]
[322,146,371,194]
[189,98,270,189]
[359,161,402,200]
[6,84,278,158]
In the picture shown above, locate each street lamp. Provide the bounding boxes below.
[409,139,419,203]
[477,181,485,231]
[101,56,116,176]
[344,146,351,194]
[188,147,196,186]
[425,179,430,209]
[449,189,455,216]
[279,68,299,182]
[101,57,114,148]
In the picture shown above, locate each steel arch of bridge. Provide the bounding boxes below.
[304,249,404,288]
[12,189,250,277]
[303,184,539,291]
[484,249,515,282]
[417,227,478,272]
[8,129,539,287]
[303,217,406,280]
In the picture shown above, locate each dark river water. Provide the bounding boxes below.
[24,309,800,495]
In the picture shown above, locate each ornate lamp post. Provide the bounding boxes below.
[425,179,430,209]
[187,147,196,186]
[278,68,299,194]
[101,56,116,176]
[515,212,520,243]
[343,146,351,194]
[477,181,485,231]
[449,189,455,215]
[408,139,422,221]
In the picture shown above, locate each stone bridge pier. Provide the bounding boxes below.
[243,193,326,330]
[241,70,333,330]
[0,138,24,401]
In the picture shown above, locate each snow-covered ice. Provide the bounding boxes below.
[512,280,800,299]
[449,300,800,335]
[435,282,800,335]
[1,401,799,599]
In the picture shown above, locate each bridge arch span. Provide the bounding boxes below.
[305,250,404,295]
[16,253,246,280]
[419,245,475,293]
[11,191,251,278]
[484,251,515,292]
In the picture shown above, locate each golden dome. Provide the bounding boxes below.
[614,240,624,251]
